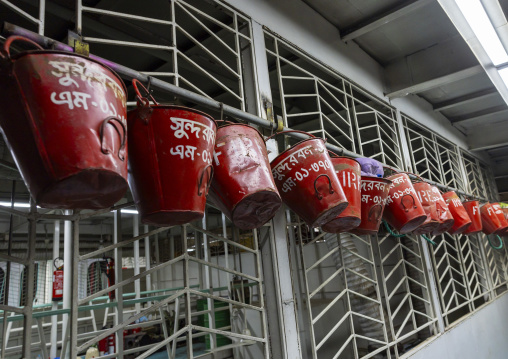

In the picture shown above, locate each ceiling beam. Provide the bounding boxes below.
[341,0,433,42]
[385,65,483,99]
[433,88,498,111]
[449,105,508,124]
[470,141,508,152]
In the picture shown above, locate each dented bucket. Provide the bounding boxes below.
[0,36,128,209]
[127,80,216,226]
[352,176,392,236]
[463,200,482,235]
[208,123,281,229]
[442,191,472,235]
[412,181,441,235]
[383,173,427,234]
[430,186,455,235]
[481,203,503,235]
[491,203,508,234]
[322,156,361,233]
[269,131,348,227]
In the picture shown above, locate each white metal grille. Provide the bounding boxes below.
[435,136,467,192]
[461,152,487,199]
[481,234,508,296]
[479,162,499,202]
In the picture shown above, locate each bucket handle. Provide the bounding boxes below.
[368,204,383,223]
[1,36,43,59]
[100,117,127,161]
[197,164,214,196]
[132,79,159,106]
[314,174,334,200]
[401,193,418,212]
[265,130,315,142]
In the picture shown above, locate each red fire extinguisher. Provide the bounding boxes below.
[52,257,64,302]
[105,257,115,300]
[98,329,108,356]
[108,327,116,354]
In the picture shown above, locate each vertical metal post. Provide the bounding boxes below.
[182,225,193,358]
[114,210,124,358]
[133,214,141,314]
[61,210,72,359]
[50,220,60,359]
[38,0,45,35]
[202,213,216,350]
[69,214,80,359]
[394,109,413,171]
[144,225,152,294]
[22,199,37,359]
[420,238,445,333]
[75,0,82,36]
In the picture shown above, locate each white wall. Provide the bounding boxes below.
[405,292,508,359]
[224,0,470,149]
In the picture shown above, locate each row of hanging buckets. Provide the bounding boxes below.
[1,35,506,237]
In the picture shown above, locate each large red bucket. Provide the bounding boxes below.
[463,200,482,235]
[127,80,216,226]
[491,203,508,234]
[430,186,455,235]
[351,177,392,235]
[0,36,128,209]
[208,123,281,229]
[322,156,361,233]
[412,181,441,235]
[442,191,472,234]
[383,173,427,234]
[481,203,503,235]
[269,131,348,227]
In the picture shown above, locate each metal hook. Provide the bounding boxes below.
[314,174,334,200]
[401,193,417,212]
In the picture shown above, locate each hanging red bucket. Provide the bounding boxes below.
[481,203,503,235]
[491,203,508,234]
[412,181,441,235]
[442,191,472,234]
[501,208,508,236]
[322,156,361,233]
[0,36,128,209]
[383,173,427,234]
[463,200,482,235]
[430,186,455,235]
[127,80,216,226]
[208,123,281,230]
[269,131,348,227]
[351,176,392,235]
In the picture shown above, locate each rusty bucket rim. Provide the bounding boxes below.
[328,155,361,166]
[361,176,393,184]
[9,48,129,99]
[131,103,217,128]
[269,137,325,165]
[216,122,265,142]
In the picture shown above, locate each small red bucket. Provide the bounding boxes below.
[208,123,281,229]
[481,203,503,235]
[430,186,455,235]
[322,156,361,233]
[412,181,441,235]
[351,176,392,235]
[127,80,216,226]
[491,203,508,234]
[442,191,472,234]
[463,200,482,235]
[501,208,508,236]
[383,173,427,234]
[269,131,348,227]
[0,36,128,209]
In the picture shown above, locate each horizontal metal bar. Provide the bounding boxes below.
[0,0,41,24]
[188,288,263,312]
[82,6,173,25]
[83,36,173,50]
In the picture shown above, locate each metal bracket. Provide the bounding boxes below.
[67,30,89,56]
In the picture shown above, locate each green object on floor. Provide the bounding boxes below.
[197,299,232,350]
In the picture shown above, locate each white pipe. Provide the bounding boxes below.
[50,220,60,359]
[144,225,151,293]
[133,215,141,314]
[61,210,72,359]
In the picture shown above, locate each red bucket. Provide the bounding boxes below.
[0,36,128,209]
[481,203,503,235]
[383,173,427,234]
[442,191,472,234]
[412,181,441,235]
[269,131,348,227]
[491,203,508,234]
[463,200,482,235]
[351,177,392,235]
[430,186,455,235]
[208,123,281,229]
[127,80,216,226]
[322,156,361,233]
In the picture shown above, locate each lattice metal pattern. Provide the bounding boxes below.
[461,152,487,199]
[79,0,254,110]
[373,232,437,357]
[0,0,45,35]
[402,115,442,183]
[292,215,391,359]
[479,162,499,202]
[427,233,489,327]
[435,137,466,192]
[265,31,403,168]
[481,234,508,296]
